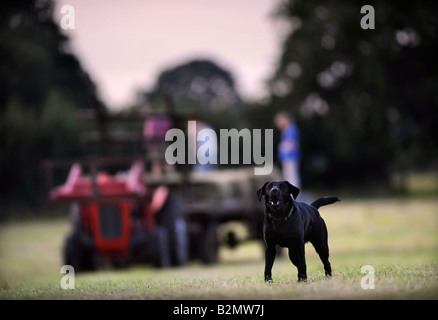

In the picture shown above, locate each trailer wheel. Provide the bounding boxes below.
[199,221,219,264]
[157,193,189,266]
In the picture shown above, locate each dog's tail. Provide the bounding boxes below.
[311,197,340,209]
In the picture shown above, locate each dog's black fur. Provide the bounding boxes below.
[257,181,340,282]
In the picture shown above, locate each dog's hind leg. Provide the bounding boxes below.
[264,244,276,283]
[311,237,332,277]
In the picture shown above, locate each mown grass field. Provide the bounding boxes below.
[1,196,437,299]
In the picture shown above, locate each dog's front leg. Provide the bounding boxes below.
[297,242,307,281]
[289,242,307,281]
[264,244,276,283]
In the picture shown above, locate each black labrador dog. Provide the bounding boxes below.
[257,181,340,282]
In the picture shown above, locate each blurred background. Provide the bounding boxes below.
[0,0,437,295]
[1,0,437,211]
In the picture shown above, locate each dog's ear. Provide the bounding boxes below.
[286,181,300,199]
[256,182,269,201]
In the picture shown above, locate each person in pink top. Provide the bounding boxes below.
[144,114,174,174]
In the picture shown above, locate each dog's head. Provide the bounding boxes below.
[256,181,300,220]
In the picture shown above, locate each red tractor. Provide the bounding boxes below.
[49,158,188,271]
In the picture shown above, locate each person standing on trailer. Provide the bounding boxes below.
[274,112,301,189]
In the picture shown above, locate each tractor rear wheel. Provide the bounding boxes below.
[157,193,189,266]
[199,221,219,264]
[63,232,97,272]
[63,204,97,272]
[153,226,171,268]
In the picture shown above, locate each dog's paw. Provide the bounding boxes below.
[264,276,273,283]
[297,274,308,282]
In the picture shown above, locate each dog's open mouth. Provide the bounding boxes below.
[268,193,282,206]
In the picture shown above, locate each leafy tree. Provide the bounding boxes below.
[0,0,106,206]
[254,0,438,187]
[142,59,244,129]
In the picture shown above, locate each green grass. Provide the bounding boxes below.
[1,197,437,299]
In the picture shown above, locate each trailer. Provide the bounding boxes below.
[145,167,282,264]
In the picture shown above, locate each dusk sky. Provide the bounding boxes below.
[53,0,286,110]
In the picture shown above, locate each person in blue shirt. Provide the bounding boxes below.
[274,112,301,189]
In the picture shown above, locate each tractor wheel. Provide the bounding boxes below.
[63,234,77,268]
[63,203,97,272]
[111,260,129,270]
[153,226,171,268]
[199,221,219,264]
[63,232,97,272]
[157,193,189,266]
